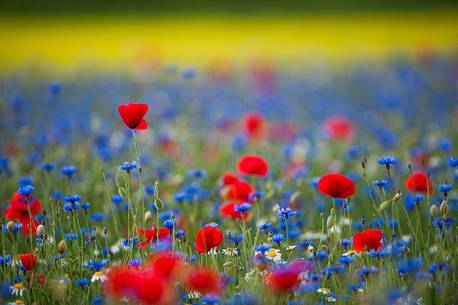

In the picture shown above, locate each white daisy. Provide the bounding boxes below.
[91,271,107,283]
[263,248,282,263]
[187,291,201,299]
[222,247,239,256]
[11,283,25,297]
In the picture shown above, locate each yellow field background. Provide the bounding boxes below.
[1,11,458,71]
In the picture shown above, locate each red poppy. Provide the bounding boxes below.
[265,268,300,294]
[323,115,355,140]
[3,191,42,236]
[227,179,255,202]
[195,225,223,253]
[19,253,38,271]
[118,102,149,130]
[353,229,383,252]
[185,267,221,294]
[105,266,173,305]
[148,252,183,279]
[317,173,355,199]
[138,225,170,249]
[237,154,269,176]
[220,171,239,186]
[219,202,249,221]
[405,171,433,193]
[243,112,265,139]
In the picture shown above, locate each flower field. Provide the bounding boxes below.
[0,58,457,305]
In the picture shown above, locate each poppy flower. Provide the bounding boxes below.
[105,266,173,305]
[226,179,255,202]
[317,173,355,199]
[237,154,269,176]
[265,268,300,294]
[148,251,183,280]
[3,191,42,236]
[138,225,170,249]
[118,102,149,130]
[185,267,221,294]
[195,225,223,253]
[323,115,355,140]
[353,229,383,252]
[405,172,433,193]
[219,202,249,221]
[243,112,265,139]
[220,171,239,186]
[19,253,38,271]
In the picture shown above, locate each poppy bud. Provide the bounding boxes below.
[144,211,153,222]
[326,208,336,229]
[378,200,391,213]
[393,191,402,202]
[223,261,234,268]
[58,240,67,253]
[440,200,449,218]
[36,224,45,236]
[430,205,439,217]
[6,221,15,233]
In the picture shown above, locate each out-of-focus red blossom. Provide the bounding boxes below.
[219,202,250,221]
[405,171,433,193]
[220,171,239,186]
[118,102,149,130]
[243,112,265,139]
[138,225,171,249]
[3,191,42,236]
[265,268,300,294]
[353,229,383,252]
[410,150,430,169]
[148,252,184,279]
[227,179,255,202]
[237,154,269,176]
[323,115,355,141]
[159,135,179,155]
[317,173,355,199]
[288,260,314,274]
[19,253,38,271]
[105,266,173,305]
[185,267,221,294]
[195,225,223,253]
[250,58,277,93]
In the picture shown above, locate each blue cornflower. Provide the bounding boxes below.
[39,162,56,172]
[318,250,328,260]
[63,202,79,211]
[2,223,22,234]
[75,278,89,288]
[129,258,143,267]
[0,158,9,173]
[348,280,366,292]
[81,202,91,210]
[277,207,297,219]
[378,156,397,167]
[92,295,104,305]
[52,191,62,200]
[255,243,272,252]
[118,161,137,173]
[187,168,207,178]
[88,259,108,271]
[272,233,286,243]
[448,157,458,168]
[397,258,422,275]
[340,239,352,247]
[372,179,388,189]
[163,219,176,230]
[258,222,272,231]
[145,185,155,196]
[0,255,11,265]
[90,212,105,222]
[175,230,185,239]
[248,191,265,201]
[61,165,77,178]
[202,294,220,305]
[235,202,252,212]
[297,240,313,249]
[19,176,34,187]
[111,194,124,205]
[64,233,78,240]
[64,194,81,203]
[355,265,378,277]
[339,256,356,264]
[229,234,243,244]
[18,184,35,196]
[438,184,452,194]
[182,67,197,79]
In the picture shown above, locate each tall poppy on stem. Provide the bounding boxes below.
[195,225,223,253]
[353,229,383,252]
[405,172,433,194]
[19,253,38,271]
[237,154,269,176]
[317,173,355,199]
[118,102,149,130]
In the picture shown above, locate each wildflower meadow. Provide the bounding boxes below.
[1,1,458,305]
